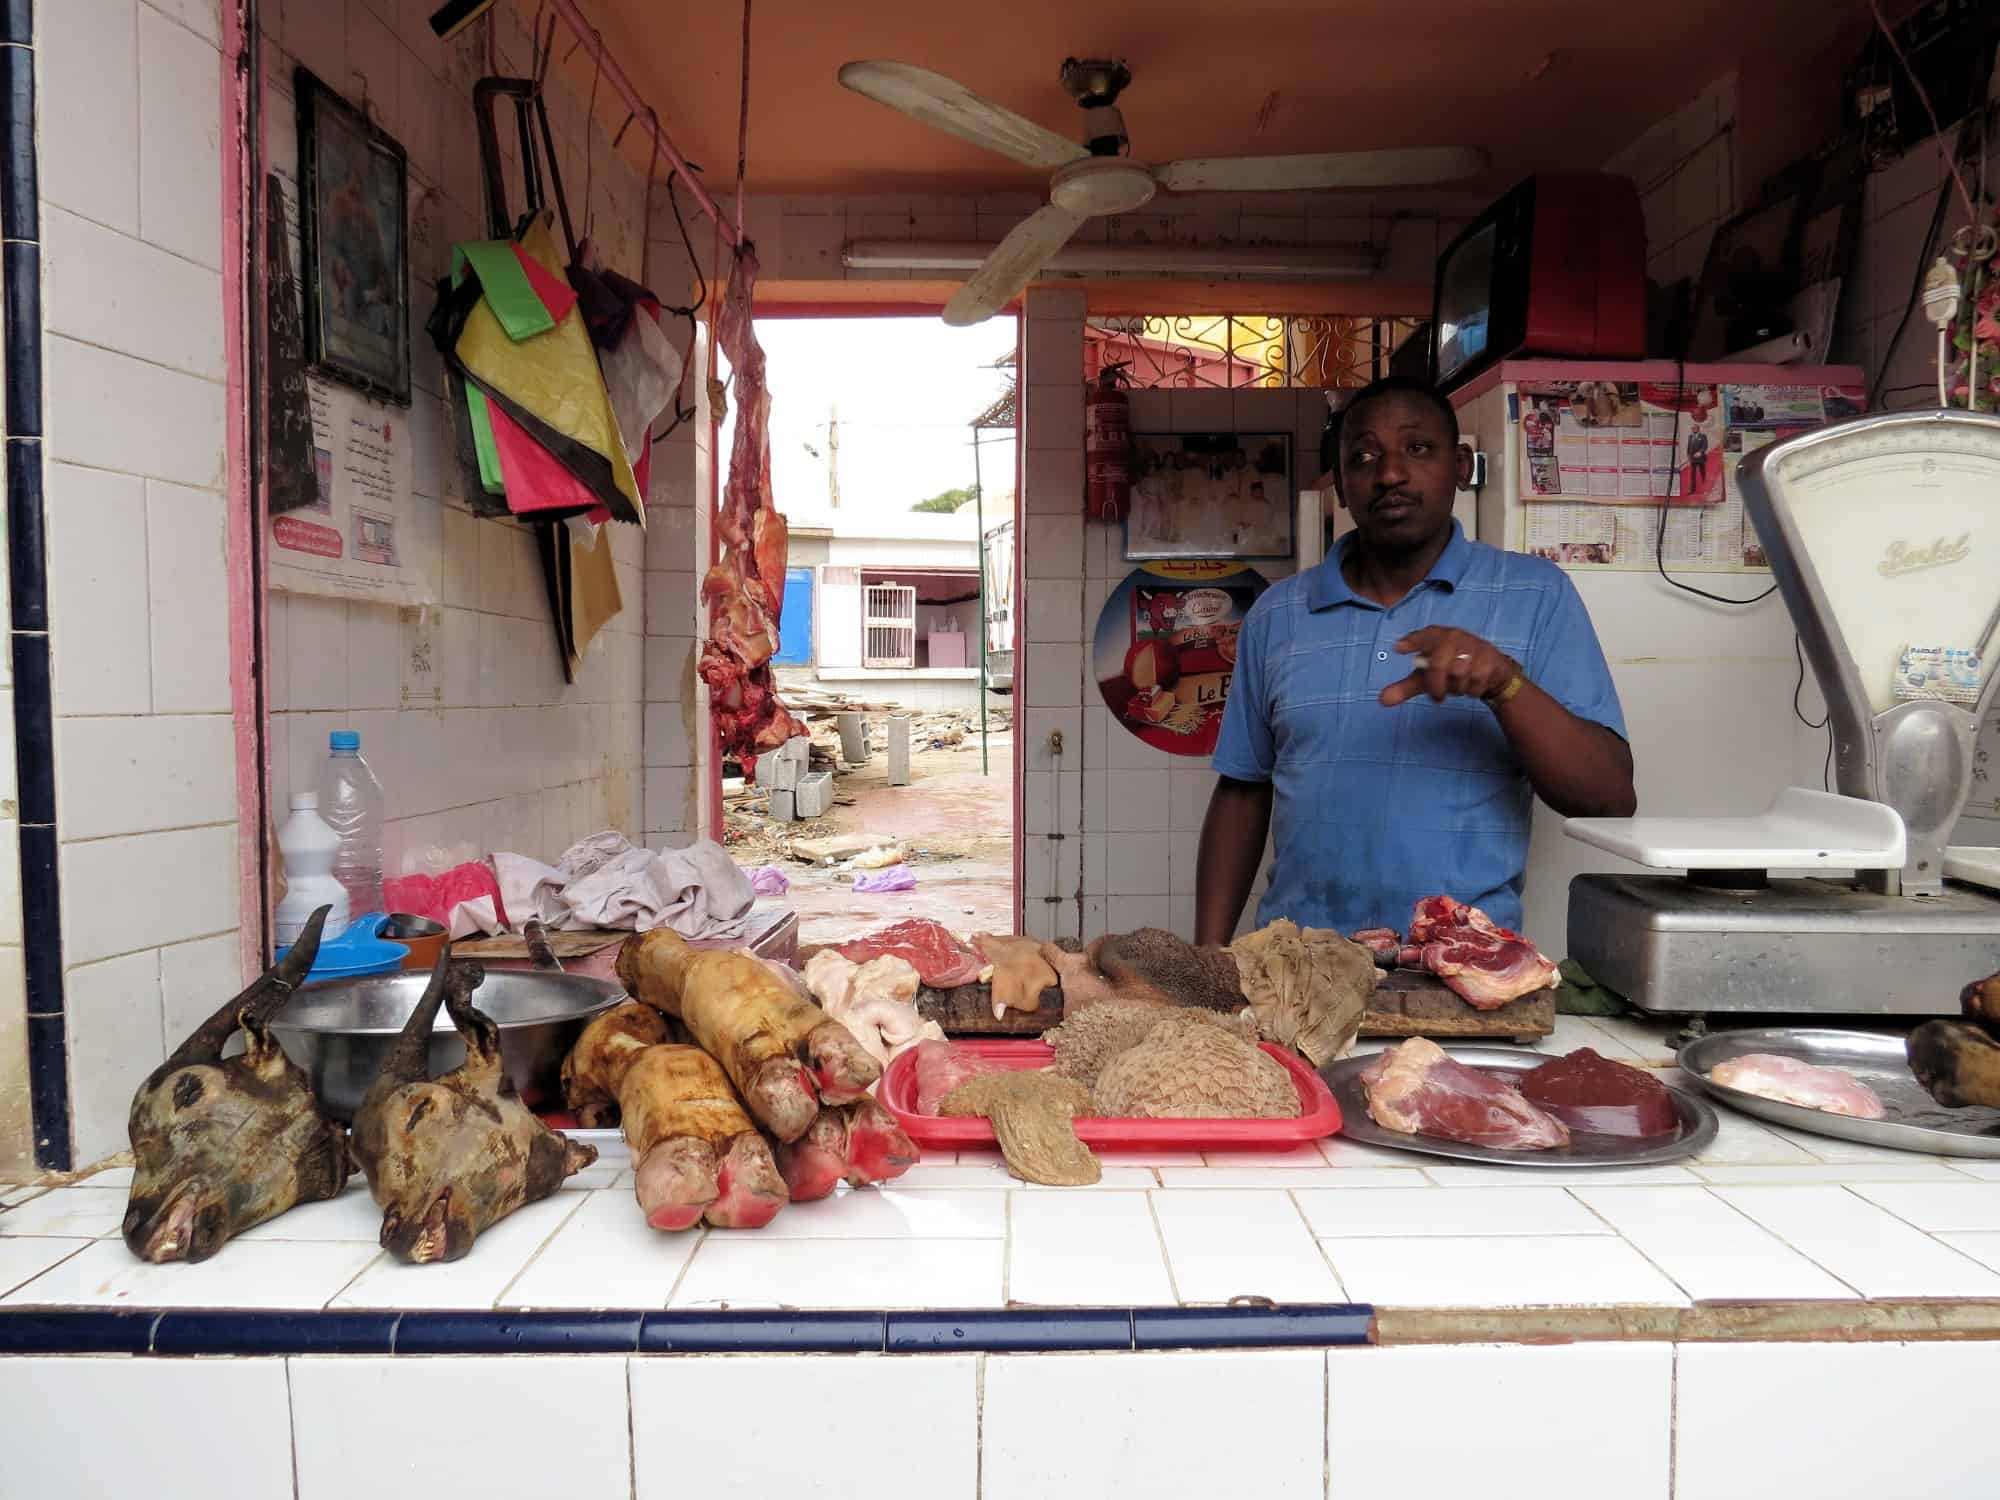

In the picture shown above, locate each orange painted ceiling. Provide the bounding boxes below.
[580,0,1868,198]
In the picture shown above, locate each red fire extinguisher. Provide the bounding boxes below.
[1085,363,1132,523]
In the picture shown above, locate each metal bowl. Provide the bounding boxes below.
[268,968,626,1121]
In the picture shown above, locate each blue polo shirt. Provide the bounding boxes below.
[1213,522,1625,937]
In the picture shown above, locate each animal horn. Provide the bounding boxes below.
[164,905,333,1070]
[442,960,505,1074]
[379,943,454,1087]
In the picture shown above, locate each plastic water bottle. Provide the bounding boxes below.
[319,730,386,920]
[274,792,350,946]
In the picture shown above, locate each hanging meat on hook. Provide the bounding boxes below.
[124,906,352,1263]
[700,243,806,770]
[352,950,597,1262]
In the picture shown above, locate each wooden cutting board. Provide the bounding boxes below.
[1360,967,1554,1043]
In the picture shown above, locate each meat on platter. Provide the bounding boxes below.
[1519,1047,1678,1138]
[1353,896,1560,1008]
[1709,1053,1886,1119]
[700,245,805,775]
[1360,1037,1570,1150]
[836,919,989,990]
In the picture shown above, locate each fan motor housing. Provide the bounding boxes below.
[1051,156,1157,216]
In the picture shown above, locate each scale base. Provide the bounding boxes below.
[1567,874,2000,1017]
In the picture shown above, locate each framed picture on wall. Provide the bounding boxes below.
[295,67,412,406]
[1123,432,1294,562]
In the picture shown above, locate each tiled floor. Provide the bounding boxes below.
[8,1102,2000,1313]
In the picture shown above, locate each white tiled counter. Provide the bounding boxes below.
[6,1013,2000,1497]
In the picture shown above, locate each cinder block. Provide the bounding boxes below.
[887,716,911,787]
[758,747,801,790]
[837,712,870,765]
[795,770,833,819]
[768,788,796,822]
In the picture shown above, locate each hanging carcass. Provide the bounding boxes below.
[352,950,597,1262]
[123,906,352,1263]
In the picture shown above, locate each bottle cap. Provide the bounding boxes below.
[290,791,319,810]
[330,730,360,750]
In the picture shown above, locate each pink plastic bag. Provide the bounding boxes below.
[750,864,790,896]
[853,866,916,894]
[383,862,509,928]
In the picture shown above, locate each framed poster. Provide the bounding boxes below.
[295,67,412,406]
[1093,562,1267,758]
[1124,432,1292,561]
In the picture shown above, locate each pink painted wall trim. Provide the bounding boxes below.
[224,0,261,982]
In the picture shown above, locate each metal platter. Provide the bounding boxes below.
[1321,1046,1717,1167]
[1678,1027,2000,1159]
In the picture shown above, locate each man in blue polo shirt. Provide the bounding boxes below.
[1195,376,1635,945]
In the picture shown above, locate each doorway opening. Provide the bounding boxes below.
[717,313,1020,945]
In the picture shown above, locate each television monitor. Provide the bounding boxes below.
[1431,174,1647,395]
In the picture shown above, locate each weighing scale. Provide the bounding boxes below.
[1565,408,2000,1018]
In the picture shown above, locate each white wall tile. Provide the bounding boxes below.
[144,480,232,713]
[1713,1185,2000,1298]
[146,0,223,45]
[1677,1342,2000,1499]
[45,464,151,716]
[345,602,404,711]
[984,1350,1324,1500]
[1024,514,1084,580]
[60,823,239,966]
[137,6,224,270]
[1323,1235,1689,1307]
[45,337,226,490]
[632,1355,978,1500]
[1023,643,1082,708]
[1330,1343,1671,1500]
[1008,1189,1174,1305]
[1152,1189,1342,1303]
[56,714,236,842]
[1107,831,1170,896]
[1024,576,1082,643]
[0,1356,294,1499]
[63,949,162,1165]
[1024,443,1083,516]
[43,207,225,381]
[156,929,243,1053]
[290,1356,631,1499]
[42,0,141,235]
[1573,1185,1857,1301]
[1106,768,1168,832]
[670,1236,1004,1309]
[1107,894,1171,931]
[284,594,351,712]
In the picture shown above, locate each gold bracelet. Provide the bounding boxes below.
[1486,671,1526,707]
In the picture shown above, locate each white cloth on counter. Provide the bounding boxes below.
[447,896,505,941]
[492,832,756,939]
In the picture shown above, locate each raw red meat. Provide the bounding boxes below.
[837,920,987,990]
[1351,928,1401,953]
[1407,895,1558,1009]
[911,1039,1002,1116]
[1360,1037,1569,1150]
[702,245,804,778]
[1519,1048,1678,1138]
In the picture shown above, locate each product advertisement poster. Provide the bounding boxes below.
[1515,380,1865,574]
[1520,381,1724,506]
[1094,563,1267,757]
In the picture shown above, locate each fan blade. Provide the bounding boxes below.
[838,61,1088,172]
[942,204,1089,327]
[1155,146,1489,194]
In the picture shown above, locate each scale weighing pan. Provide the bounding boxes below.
[1320,1047,1717,1167]
[1678,1027,2000,1158]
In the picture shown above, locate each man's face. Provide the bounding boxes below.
[1335,392,1471,554]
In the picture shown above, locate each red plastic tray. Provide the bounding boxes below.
[877,1039,1342,1152]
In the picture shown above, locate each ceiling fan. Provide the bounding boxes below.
[837,57,1489,326]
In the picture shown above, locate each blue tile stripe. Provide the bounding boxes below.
[0,4,66,1171]
[0,1304,1376,1356]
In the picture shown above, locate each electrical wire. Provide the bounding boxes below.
[1868,0,1980,228]
[1791,632,1834,790]
[1651,357,1778,605]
